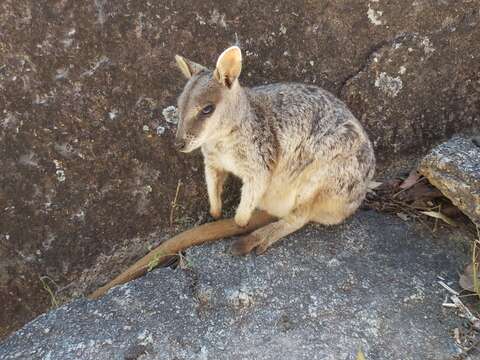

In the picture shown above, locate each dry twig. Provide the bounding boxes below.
[170,180,182,227]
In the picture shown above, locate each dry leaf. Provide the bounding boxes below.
[459,273,474,292]
[396,212,409,221]
[410,199,431,210]
[368,181,383,189]
[368,181,383,190]
[397,183,443,203]
[441,204,463,218]
[453,328,461,344]
[356,350,366,360]
[377,178,402,192]
[420,210,458,227]
[459,262,480,292]
[399,170,421,190]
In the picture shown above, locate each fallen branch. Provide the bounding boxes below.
[438,280,460,296]
[88,210,275,300]
[451,295,479,326]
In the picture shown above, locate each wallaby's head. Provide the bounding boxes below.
[174,46,243,152]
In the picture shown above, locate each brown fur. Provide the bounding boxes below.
[175,46,375,255]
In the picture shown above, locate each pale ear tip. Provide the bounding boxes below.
[229,46,242,57]
[217,46,242,65]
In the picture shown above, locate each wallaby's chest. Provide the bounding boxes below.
[217,152,240,174]
[203,143,243,177]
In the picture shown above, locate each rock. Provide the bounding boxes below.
[341,29,480,168]
[0,212,470,359]
[419,136,480,226]
[1,0,479,337]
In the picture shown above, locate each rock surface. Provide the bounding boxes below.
[0,211,471,360]
[1,0,479,337]
[419,137,480,226]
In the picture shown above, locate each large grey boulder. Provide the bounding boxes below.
[419,137,480,226]
[1,0,479,336]
[0,212,470,360]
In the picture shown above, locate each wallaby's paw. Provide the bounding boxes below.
[209,207,222,220]
[231,234,260,256]
[255,239,274,255]
[234,212,250,228]
[231,234,273,256]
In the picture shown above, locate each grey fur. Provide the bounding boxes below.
[175,46,375,255]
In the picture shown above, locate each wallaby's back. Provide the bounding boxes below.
[246,82,375,182]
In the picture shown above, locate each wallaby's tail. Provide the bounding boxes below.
[88,210,275,300]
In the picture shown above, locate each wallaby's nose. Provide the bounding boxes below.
[174,139,186,151]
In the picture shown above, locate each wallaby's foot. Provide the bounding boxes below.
[209,207,222,220]
[231,233,261,256]
[230,231,285,256]
[231,216,308,255]
[234,211,251,228]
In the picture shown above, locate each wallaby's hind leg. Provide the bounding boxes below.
[231,206,310,256]
[310,194,362,226]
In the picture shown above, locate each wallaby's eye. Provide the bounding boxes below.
[201,104,215,116]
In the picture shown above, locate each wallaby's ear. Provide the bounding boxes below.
[213,46,242,88]
[175,55,206,79]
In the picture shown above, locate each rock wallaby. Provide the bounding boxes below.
[174,46,375,255]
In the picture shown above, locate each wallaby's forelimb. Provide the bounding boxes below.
[88,210,275,300]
